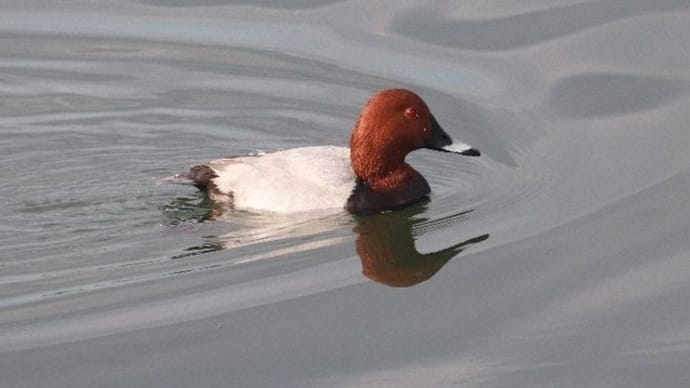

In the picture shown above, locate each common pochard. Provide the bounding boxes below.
[169,89,480,215]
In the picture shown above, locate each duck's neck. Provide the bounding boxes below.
[350,139,407,184]
[364,164,421,192]
[353,156,403,187]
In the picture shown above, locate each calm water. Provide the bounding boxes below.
[2,1,690,387]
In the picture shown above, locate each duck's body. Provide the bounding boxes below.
[190,146,354,213]
[170,89,480,215]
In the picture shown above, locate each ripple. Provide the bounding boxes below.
[390,0,688,51]
[547,72,687,118]
[134,0,347,9]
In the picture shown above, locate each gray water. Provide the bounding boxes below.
[2,1,690,387]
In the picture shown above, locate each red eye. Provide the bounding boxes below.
[404,107,419,119]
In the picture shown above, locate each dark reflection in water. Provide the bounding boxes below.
[353,204,489,287]
[171,242,223,259]
[161,192,220,226]
[162,196,488,284]
[161,193,226,258]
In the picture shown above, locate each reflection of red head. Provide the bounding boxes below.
[354,210,488,287]
[356,234,451,287]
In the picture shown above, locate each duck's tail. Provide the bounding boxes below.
[161,164,218,192]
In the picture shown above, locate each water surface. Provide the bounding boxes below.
[1,1,690,387]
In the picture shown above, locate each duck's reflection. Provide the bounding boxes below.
[163,195,488,286]
[353,204,488,287]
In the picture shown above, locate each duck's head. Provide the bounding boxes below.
[350,89,480,182]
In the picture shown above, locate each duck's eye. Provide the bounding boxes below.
[404,107,420,119]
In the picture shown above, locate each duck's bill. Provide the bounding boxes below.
[425,114,481,157]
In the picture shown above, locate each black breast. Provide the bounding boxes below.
[345,177,431,215]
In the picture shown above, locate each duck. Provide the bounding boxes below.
[168,89,480,215]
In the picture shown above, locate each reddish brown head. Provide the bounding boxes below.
[351,89,431,182]
[349,89,479,191]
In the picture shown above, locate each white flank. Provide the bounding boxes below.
[210,146,355,213]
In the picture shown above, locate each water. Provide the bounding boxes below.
[1,1,690,387]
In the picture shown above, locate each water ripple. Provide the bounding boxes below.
[547,72,688,118]
[390,0,689,51]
